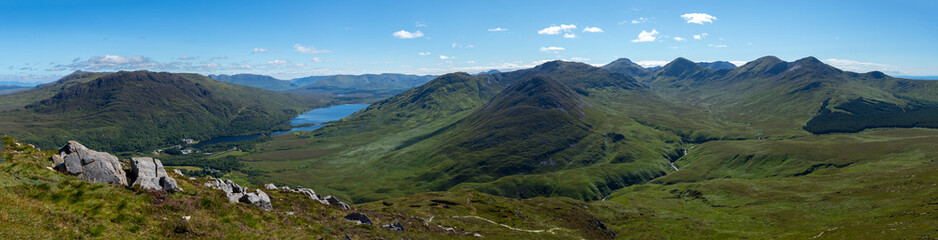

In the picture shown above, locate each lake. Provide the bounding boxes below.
[195,104,368,147]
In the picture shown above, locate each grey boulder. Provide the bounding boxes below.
[204,179,247,203]
[344,212,373,225]
[129,157,182,192]
[380,222,406,232]
[240,189,272,210]
[323,195,351,209]
[52,141,128,186]
[265,183,277,190]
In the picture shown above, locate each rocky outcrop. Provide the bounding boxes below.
[129,157,182,192]
[265,183,277,190]
[344,212,373,225]
[294,187,351,209]
[204,179,271,210]
[380,222,405,232]
[323,195,351,210]
[204,179,247,203]
[51,141,128,186]
[239,189,272,210]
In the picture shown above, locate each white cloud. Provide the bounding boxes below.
[538,24,577,35]
[178,56,196,60]
[681,13,717,24]
[466,61,476,64]
[488,27,508,32]
[268,59,288,65]
[634,60,669,68]
[451,43,475,48]
[294,44,331,54]
[252,48,268,53]
[582,27,603,33]
[631,17,648,24]
[415,21,427,27]
[418,52,431,56]
[708,44,727,48]
[439,55,452,60]
[312,57,322,63]
[729,61,749,67]
[563,33,577,38]
[632,29,659,43]
[392,30,424,39]
[673,37,686,41]
[540,46,565,53]
[693,33,709,39]
[570,57,591,62]
[823,58,896,73]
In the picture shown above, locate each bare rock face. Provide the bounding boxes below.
[129,157,182,192]
[52,141,128,186]
[344,212,373,225]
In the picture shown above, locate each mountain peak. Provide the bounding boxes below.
[602,58,651,78]
[656,57,706,76]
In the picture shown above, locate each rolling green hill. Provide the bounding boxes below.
[0,71,325,152]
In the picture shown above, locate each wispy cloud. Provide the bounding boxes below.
[540,46,565,53]
[708,44,727,48]
[681,13,717,24]
[268,59,288,65]
[439,55,452,60]
[392,30,424,39]
[538,24,577,35]
[415,21,427,27]
[582,27,603,33]
[178,56,197,60]
[251,48,268,53]
[823,58,897,73]
[488,27,508,32]
[630,17,648,24]
[293,44,331,54]
[312,57,322,63]
[563,33,577,38]
[693,33,709,39]
[673,37,686,41]
[418,52,431,56]
[632,29,659,43]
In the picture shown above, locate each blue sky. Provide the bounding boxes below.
[1,0,936,83]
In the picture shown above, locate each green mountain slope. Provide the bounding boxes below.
[243,61,749,202]
[0,71,324,152]
[208,74,298,91]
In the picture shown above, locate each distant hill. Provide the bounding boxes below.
[0,71,324,151]
[0,85,29,95]
[208,74,298,91]
[696,61,736,70]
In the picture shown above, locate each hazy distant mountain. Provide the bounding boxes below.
[696,61,736,70]
[297,73,435,91]
[476,69,501,75]
[0,85,29,95]
[208,74,298,91]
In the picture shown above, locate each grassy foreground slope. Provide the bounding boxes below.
[0,136,623,239]
[0,70,324,152]
[5,127,938,239]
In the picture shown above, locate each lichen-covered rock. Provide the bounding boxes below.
[296,187,320,201]
[51,141,128,186]
[129,157,182,192]
[264,183,277,190]
[240,189,272,210]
